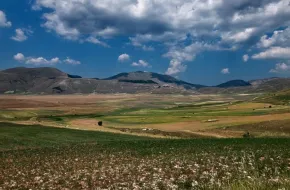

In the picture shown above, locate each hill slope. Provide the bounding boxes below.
[255,89,290,105]
[1,67,290,94]
[0,67,200,94]
[106,71,205,89]
[216,80,251,88]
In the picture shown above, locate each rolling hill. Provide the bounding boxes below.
[0,67,200,94]
[1,67,290,94]
[255,89,290,104]
[106,71,206,89]
[216,80,251,88]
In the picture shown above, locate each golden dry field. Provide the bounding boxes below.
[1,93,290,138]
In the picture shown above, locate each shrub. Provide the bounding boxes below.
[243,132,251,138]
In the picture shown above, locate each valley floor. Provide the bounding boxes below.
[1,94,290,189]
[1,94,290,138]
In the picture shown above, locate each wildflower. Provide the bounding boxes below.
[259,157,265,161]
[192,180,198,187]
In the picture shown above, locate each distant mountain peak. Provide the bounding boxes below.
[104,71,205,89]
[2,67,290,94]
[216,80,251,88]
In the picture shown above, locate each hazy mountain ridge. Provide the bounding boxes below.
[216,80,251,88]
[0,67,290,94]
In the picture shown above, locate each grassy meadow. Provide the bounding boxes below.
[1,94,290,189]
[1,123,290,189]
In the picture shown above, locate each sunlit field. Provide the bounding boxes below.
[1,94,290,189]
[1,94,290,138]
[1,123,290,189]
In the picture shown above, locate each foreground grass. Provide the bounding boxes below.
[0,122,151,150]
[0,123,290,189]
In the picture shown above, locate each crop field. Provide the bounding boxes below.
[1,94,290,138]
[1,94,290,189]
[1,123,290,189]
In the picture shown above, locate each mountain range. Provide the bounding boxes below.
[1,67,290,94]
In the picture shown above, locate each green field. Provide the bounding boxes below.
[0,122,151,150]
[1,94,290,138]
[1,123,290,189]
[1,94,290,189]
[256,89,290,105]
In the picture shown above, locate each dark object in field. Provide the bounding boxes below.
[253,109,255,111]
[269,105,272,108]
[243,132,251,138]
[98,121,103,126]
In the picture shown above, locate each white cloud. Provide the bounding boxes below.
[13,53,80,65]
[142,45,154,51]
[63,57,81,65]
[270,62,290,73]
[252,47,290,59]
[165,59,187,75]
[221,68,230,74]
[31,0,290,74]
[11,28,33,42]
[243,54,249,62]
[25,57,60,65]
[13,53,25,61]
[118,54,130,62]
[164,42,222,74]
[131,60,150,67]
[257,28,290,48]
[0,10,11,27]
[85,36,109,47]
[223,28,257,43]
[32,0,290,47]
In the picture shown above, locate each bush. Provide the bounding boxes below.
[243,132,251,138]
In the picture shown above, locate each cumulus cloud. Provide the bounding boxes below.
[221,68,230,74]
[270,62,290,73]
[165,59,187,75]
[13,53,25,62]
[131,60,150,67]
[25,57,60,65]
[118,54,130,62]
[13,53,80,65]
[63,57,81,65]
[257,27,290,48]
[32,0,290,74]
[32,0,290,43]
[11,28,33,42]
[0,10,11,27]
[252,47,290,59]
[243,54,249,62]
[164,42,222,74]
[222,28,257,43]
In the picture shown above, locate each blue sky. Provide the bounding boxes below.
[1,0,290,85]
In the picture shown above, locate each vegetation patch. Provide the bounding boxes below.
[0,123,289,189]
